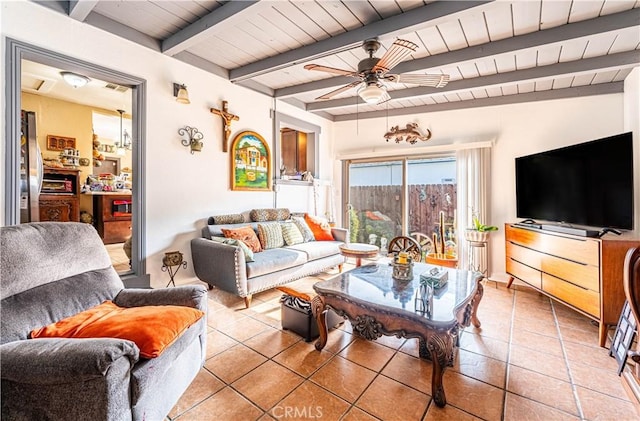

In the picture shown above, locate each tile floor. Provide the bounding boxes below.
[105,242,130,272]
[167,263,638,421]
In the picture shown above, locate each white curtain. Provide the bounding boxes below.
[456,147,491,272]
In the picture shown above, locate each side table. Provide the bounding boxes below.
[339,243,379,267]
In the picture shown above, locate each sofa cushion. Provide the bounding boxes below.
[257,223,285,250]
[292,216,315,242]
[304,214,334,241]
[285,241,342,261]
[250,208,290,222]
[210,236,254,262]
[222,225,262,252]
[208,213,244,225]
[246,248,306,279]
[30,301,204,359]
[281,222,304,246]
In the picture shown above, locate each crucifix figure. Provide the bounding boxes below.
[210,100,239,152]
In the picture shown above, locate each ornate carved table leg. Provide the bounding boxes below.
[427,334,453,407]
[470,279,484,328]
[311,295,328,351]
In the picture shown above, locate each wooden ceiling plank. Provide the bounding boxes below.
[278,9,640,97]
[475,57,498,76]
[332,83,624,121]
[583,32,619,58]
[552,75,574,89]
[534,79,554,91]
[68,0,99,21]
[609,27,640,53]
[457,62,480,79]
[536,44,562,66]
[318,1,365,32]
[161,0,260,56]
[342,1,379,24]
[84,10,162,51]
[601,0,636,15]
[306,50,640,110]
[471,89,489,99]
[458,10,491,46]
[486,86,503,97]
[484,1,514,41]
[515,49,538,70]
[270,1,329,41]
[257,6,316,47]
[568,0,605,23]
[559,38,589,62]
[293,1,347,35]
[436,19,469,51]
[518,81,536,93]
[512,0,541,36]
[415,26,450,56]
[612,67,633,81]
[571,73,597,86]
[501,84,518,96]
[540,0,572,30]
[229,1,492,81]
[591,69,620,84]
[368,0,403,19]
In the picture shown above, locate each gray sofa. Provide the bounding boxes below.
[191,216,347,308]
[0,222,207,421]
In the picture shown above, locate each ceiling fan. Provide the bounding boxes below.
[304,38,450,105]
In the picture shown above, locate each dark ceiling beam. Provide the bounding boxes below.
[84,12,161,51]
[173,51,229,80]
[332,83,624,121]
[277,8,640,98]
[68,0,98,21]
[229,1,492,82]
[162,1,260,56]
[306,50,640,111]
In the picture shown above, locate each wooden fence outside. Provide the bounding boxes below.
[349,184,457,245]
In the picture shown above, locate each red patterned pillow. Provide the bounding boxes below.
[304,214,334,241]
[221,225,262,252]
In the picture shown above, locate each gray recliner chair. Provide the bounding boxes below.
[0,222,208,421]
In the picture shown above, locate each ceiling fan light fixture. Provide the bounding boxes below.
[358,84,384,104]
[60,71,90,88]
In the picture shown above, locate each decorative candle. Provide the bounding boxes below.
[398,251,408,264]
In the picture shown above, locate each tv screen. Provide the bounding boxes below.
[516,132,634,230]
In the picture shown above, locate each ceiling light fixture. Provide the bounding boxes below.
[60,71,90,88]
[173,83,190,104]
[358,83,384,104]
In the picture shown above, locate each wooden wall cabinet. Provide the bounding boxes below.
[94,194,132,244]
[39,168,80,222]
[505,223,639,347]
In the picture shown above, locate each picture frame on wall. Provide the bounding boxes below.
[230,131,272,191]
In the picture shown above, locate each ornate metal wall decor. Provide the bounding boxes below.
[384,122,432,144]
[179,126,204,154]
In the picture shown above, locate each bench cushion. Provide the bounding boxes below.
[246,248,307,279]
[285,241,342,261]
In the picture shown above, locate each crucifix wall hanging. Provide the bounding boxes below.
[210,100,239,152]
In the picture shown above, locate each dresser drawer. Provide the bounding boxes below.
[540,254,599,292]
[507,258,542,289]
[506,242,541,270]
[542,273,600,318]
[506,225,599,265]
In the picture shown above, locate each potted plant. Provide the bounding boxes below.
[465,209,498,242]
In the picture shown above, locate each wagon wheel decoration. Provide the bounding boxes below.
[410,232,433,255]
[388,236,422,262]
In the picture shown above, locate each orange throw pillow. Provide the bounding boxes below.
[30,301,204,359]
[221,226,262,252]
[304,214,334,241]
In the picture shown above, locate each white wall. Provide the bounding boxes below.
[624,67,640,238]
[333,94,631,281]
[1,1,334,287]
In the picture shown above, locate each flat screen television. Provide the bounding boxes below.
[515,132,634,230]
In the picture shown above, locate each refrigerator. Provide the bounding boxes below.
[20,110,42,223]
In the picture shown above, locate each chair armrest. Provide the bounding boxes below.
[190,238,248,296]
[1,338,138,384]
[331,227,349,243]
[114,285,207,312]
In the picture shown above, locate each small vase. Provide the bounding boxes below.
[465,229,489,242]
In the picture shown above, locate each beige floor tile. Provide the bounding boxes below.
[204,344,267,383]
[506,365,578,416]
[381,351,434,395]
[562,341,620,371]
[458,332,509,362]
[272,340,334,377]
[341,406,380,421]
[424,403,483,421]
[373,334,406,350]
[175,386,262,421]
[270,381,350,420]
[575,386,637,421]
[558,323,600,347]
[323,328,355,354]
[441,370,504,420]
[208,305,253,329]
[511,327,563,357]
[243,327,300,358]
[512,315,559,338]
[310,356,377,403]
[504,392,580,420]
[452,348,506,388]
[168,369,225,419]
[356,375,429,421]
[339,338,396,372]
[206,288,251,311]
[567,359,628,398]
[399,338,420,358]
[205,330,239,359]
[215,315,272,342]
[232,361,304,411]
[509,343,569,381]
[466,317,511,342]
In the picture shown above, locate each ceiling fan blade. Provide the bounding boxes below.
[316,81,362,100]
[385,73,450,88]
[371,39,418,74]
[304,64,358,77]
[377,89,392,105]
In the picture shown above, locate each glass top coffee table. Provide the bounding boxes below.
[311,262,483,408]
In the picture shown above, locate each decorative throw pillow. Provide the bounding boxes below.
[280,222,304,246]
[211,236,255,262]
[257,223,285,249]
[30,301,204,359]
[209,213,244,225]
[221,226,262,252]
[250,208,291,222]
[304,214,334,241]
[292,216,315,242]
